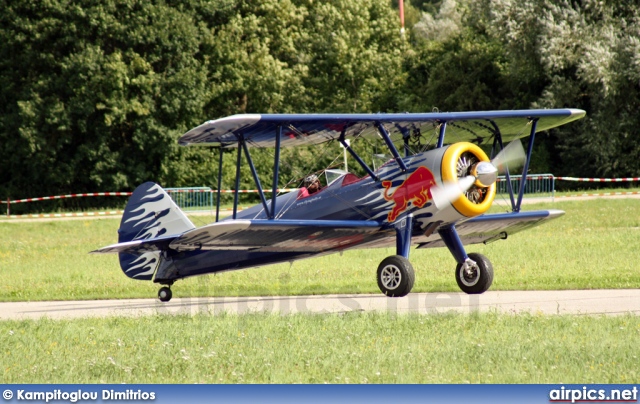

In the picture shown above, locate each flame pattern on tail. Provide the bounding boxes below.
[118,182,195,280]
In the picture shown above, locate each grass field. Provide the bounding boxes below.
[2,312,639,383]
[1,198,639,301]
[1,197,639,384]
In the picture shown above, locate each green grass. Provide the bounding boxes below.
[1,198,640,301]
[1,312,638,383]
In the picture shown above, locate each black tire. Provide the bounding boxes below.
[377,255,415,297]
[455,252,493,294]
[158,286,172,302]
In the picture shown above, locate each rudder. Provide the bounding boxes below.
[118,182,195,280]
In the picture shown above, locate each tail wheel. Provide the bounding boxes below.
[455,252,493,294]
[158,286,172,302]
[377,255,415,297]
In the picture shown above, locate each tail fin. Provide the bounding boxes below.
[118,182,195,280]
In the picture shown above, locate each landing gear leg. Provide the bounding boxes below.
[438,225,493,294]
[376,215,415,297]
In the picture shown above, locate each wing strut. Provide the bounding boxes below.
[233,138,242,219]
[515,118,539,212]
[270,125,282,220]
[215,147,224,222]
[376,123,407,172]
[339,127,379,181]
[241,139,271,218]
[400,127,410,157]
[436,121,447,148]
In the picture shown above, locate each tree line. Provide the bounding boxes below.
[1,0,639,212]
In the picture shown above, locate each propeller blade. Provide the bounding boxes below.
[492,139,526,173]
[431,175,476,209]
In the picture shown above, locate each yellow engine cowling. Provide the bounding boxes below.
[440,142,496,218]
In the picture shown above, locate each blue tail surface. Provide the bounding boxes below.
[118,182,195,280]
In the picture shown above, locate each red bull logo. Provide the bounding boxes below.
[382,166,436,222]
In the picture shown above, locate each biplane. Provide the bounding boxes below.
[93,109,585,302]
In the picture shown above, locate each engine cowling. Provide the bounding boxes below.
[440,142,496,218]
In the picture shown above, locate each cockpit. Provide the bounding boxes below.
[297,169,364,199]
[324,169,361,188]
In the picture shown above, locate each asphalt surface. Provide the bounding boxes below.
[1,289,639,320]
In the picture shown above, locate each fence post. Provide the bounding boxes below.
[6,197,9,216]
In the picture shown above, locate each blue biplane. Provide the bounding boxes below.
[93,109,585,302]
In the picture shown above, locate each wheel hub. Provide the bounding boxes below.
[459,259,480,287]
[380,265,402,290]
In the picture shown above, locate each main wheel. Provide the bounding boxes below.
[455,252,493,294]
[158,286,172,302]
[377,255,415,297]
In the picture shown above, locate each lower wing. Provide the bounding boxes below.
[169,219,387,252]
[92,219,388,255]
[416,210,564,248]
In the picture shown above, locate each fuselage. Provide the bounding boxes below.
[155,146,482,282]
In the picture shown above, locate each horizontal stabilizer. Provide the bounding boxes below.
[91,235,178,255]
[417,210,564,248]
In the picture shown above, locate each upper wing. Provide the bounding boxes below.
[416,210,565,248]
[169,219,389,252]
[179,109,585,148]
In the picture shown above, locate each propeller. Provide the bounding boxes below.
[431,175,476,210]
[491,138,526,174]
[431,139,526,209]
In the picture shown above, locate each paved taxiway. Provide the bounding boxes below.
[1,289,639,320]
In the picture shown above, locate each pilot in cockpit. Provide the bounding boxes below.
[304,174,322,195]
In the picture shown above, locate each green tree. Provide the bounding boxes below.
[0,0,221,209]
[477,0,640,179]
[298,0,406,113]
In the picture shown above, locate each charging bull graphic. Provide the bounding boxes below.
[382,166,437,222]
